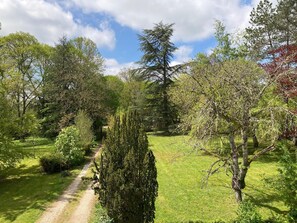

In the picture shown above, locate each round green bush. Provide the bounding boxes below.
[40,153,68,173]
[55,126,84,166]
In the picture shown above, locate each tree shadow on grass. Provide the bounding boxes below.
[253,150,281,164]
[0,164,75,222]
[14,138,54,149]
[249,143,297,164]
[244,185,287,215]
[148,130,185,137]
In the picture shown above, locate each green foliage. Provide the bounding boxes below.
[265,142,297,222]
[39,153,68,173]
[170,221,225,223]
[95,111,158,223]
[252,86,288,142]
[0,32,47,140]
[235,200,262,223]
[0,137,23,170]
[212,20,247,61]
[171,58,274,141]
[117,68,148,119]
[15,111,40,139]
[75,110,94,152]
[104,75,124,113]
[278,145,297,218]
[245,0,277,59]
[55,126,84,166]
[91,203,113,223]
[0,92,24,170]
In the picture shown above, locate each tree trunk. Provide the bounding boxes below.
[239,115,249,190]
[235,189,242,203]
[229,130,242,202]
[253,133,259,148]
[293,136,297,146]
[162,90,170,134]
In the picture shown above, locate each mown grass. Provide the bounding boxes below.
[7,136,286,223]
[90,134,288,222]
[148,134,287,222]
[0,137,81,223]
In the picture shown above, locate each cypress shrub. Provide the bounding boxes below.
[93,110,158,223]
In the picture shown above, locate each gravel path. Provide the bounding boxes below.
[36,148,100,223]
[68,183,97,223]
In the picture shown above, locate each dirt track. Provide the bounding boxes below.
[36,148,100,223]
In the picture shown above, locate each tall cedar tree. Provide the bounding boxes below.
[138,22,181,133]
[94,111,158,223]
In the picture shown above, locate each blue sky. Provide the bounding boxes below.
[0,0,277,75]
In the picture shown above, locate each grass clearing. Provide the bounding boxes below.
[148,134,287,222]
[90,134,287,222]
[2,136,287,223]
[0,137,81,223]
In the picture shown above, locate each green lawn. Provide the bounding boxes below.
[148,134,287,222]
[1,136,288,223]
[0,138,81,223]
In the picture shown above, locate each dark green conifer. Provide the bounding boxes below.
[93,110,158,223]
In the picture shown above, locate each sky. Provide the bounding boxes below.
[0,0,277,75]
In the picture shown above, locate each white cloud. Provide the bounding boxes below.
[104,58,136,75]
[77,22,115,49]
[174,45,193,62]
[0,0,115,49]
[70,0,266,42]
[171,45,193,66]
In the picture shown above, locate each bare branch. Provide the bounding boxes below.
[248,144,275,165]
[201,158,230,188]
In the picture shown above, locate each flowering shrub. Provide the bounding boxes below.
[55,126,84,166]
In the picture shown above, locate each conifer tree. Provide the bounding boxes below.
[93,110,158,223]
[138,22,181,133]
[246,0,297,141]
